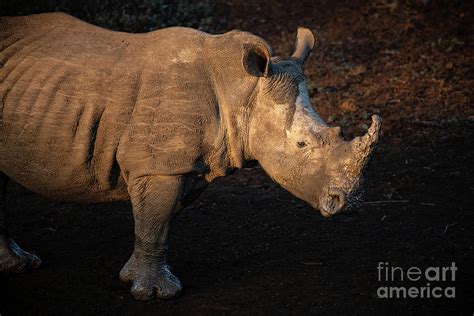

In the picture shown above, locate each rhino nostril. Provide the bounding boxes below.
[297,141,307,148]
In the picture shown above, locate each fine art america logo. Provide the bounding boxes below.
[377,262,457,299]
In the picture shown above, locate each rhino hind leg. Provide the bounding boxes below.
[120,175,183,300]
[0,173,41,273]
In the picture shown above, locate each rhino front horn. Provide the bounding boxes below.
[291,27,316,64]
[366,114,381,142]
[353,114,382,160]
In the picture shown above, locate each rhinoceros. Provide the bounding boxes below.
[0,13,381,300]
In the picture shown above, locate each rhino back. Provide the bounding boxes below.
[0,13,147,201]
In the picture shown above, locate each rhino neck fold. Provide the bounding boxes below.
[203,35,259,178]
[208,81,256,175]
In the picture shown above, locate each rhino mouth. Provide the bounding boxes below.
[319,188,346,218]
[318,187,365,218]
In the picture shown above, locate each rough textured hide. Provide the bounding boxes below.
[1,13,216,201]
[0,14,380,300]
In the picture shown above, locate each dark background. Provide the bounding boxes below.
[0,0,473,314]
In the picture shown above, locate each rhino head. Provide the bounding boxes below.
[241,28,381,217]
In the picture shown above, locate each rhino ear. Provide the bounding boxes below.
[291,27,316,65]
[242,42,271,77]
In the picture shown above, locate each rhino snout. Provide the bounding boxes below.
[319,187,346,218]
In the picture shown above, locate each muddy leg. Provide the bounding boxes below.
[119,175,183,300]
[0,173,41,273]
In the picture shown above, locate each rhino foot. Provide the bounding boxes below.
[0,238,41,273]
[120,255,182,300]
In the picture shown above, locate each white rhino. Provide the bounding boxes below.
[0,13,380,300]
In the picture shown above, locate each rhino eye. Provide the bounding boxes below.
[297,141,307,148]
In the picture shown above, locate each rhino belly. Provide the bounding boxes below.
[0,43,129,202]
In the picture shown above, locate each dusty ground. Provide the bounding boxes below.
[0,0,473,314]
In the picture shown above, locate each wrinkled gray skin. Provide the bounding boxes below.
[0,13,380,300]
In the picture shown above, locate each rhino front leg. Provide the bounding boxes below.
[0,173,41,273]
[120,175,184,300]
